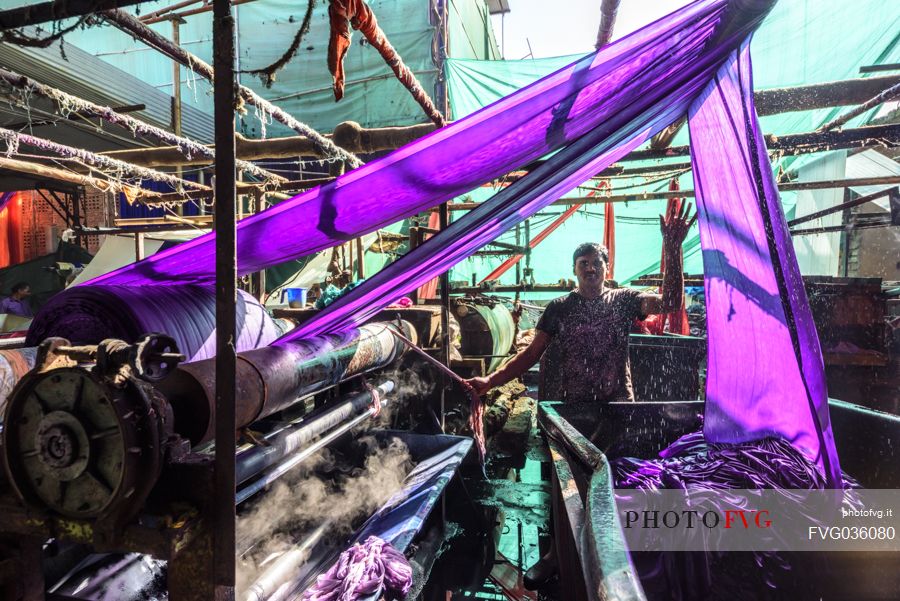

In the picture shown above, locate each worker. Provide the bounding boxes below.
[465,202,696,587]
[0,282,33,318]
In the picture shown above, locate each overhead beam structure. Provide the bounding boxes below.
[102,77,900,168]
[0,0,147,28]
[101,7,363,167]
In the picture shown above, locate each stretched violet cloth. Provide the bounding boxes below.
[687,40,841,487]
[278,0,776,341]
[84,0,755,287]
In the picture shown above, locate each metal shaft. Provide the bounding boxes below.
[234,391,392,505]
[235,380,394,486]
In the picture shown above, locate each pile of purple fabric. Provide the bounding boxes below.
[611,430,831,491]
[300,535,412,601]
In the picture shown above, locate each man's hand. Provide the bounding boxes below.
[660,201,697,250]
[466,376,492,396]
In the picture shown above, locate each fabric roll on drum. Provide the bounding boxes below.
[25,284,286,362]
[0,347,36,418]
[158,321,413,445]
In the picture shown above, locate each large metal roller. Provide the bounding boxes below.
[158,321,414,444]
[235,380,395,487]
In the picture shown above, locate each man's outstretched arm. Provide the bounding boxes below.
[466,330,551,395]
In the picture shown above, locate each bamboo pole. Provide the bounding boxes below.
[594,0,621,49]
[0,66,284,184]
[101,8,363,167]
[0,126,207,192]
[0,154,155,198]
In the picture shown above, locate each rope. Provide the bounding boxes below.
[241,0,317,88]
[387,328,486,463]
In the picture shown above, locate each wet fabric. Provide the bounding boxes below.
[277,1,779,342]
[85,0,759,288]
[537,289,645,403]
[688,39,841,487]
[612,430,828,490]
[300,535,412,601]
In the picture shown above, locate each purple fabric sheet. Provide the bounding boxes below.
[687,40,841,487]
[84,0,739,287]
[277,1,775,342]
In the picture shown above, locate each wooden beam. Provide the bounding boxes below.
[102,122,437,167]
[142,0,258,24]
[647,75,900,151]
[757,75,900,116]
[818,80,900,132]
[0,154,155,198]
[103,100,897,169]
[623,123,900,161]
[0,0,148,29]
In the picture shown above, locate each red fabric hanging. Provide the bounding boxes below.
[653,178,689,335]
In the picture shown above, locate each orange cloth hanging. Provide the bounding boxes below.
[601,180,615,280]
[0,192,24,268]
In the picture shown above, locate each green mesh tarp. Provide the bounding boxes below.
[69,0,498,135]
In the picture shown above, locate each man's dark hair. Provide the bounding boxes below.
[11,282,29,294]
[572,242,609,266]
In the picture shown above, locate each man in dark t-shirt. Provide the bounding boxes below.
[467,201,695,404]
[537,285,645,402]
[465,202,695,589]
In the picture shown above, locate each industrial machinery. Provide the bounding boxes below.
[0,320,467,600]
[453,297,516,373]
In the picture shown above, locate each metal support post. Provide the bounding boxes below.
[212,0,237,599]
[438,202,450,432]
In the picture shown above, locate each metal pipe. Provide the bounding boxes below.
[159,322,410,444]
[818,80,900,132]
[243,523,329,601]
[235,380,395,485]
[234,392,393,505]
[213,0,238,593]
[788,186,898,227]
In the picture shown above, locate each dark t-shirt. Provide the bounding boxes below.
[536,288,645,403]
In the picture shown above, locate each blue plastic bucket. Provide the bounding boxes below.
[280,287,308,308]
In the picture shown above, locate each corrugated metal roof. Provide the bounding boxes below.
[0,32,213,151]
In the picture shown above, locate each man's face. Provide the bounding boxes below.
[573,252,606,289]
[16,287,30,299]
